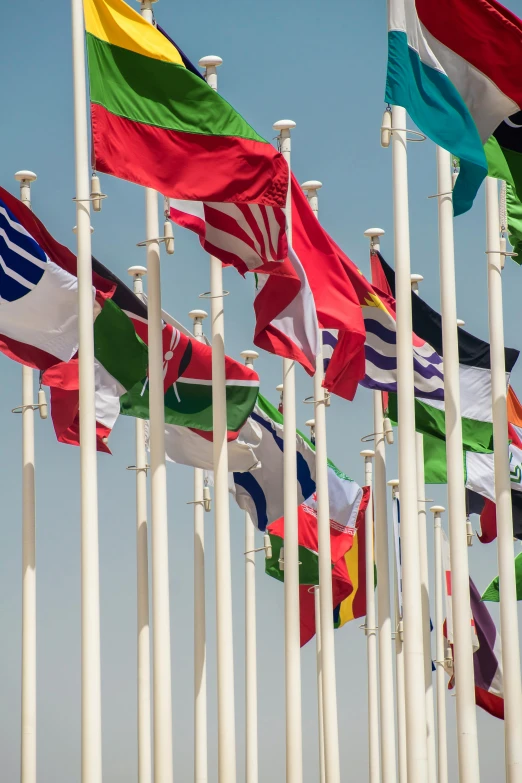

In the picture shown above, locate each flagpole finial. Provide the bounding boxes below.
[456,318,465,327]
[360,449,375,459]
[14,170,37,183]
[198,55,223,68]
[189,309,208,322]
[363,227,385,239]
[128,265,147,278]
[273,120,296,132]
[410,273,423,294]
[276,383,283,392]
[240,350,259,361]
[305,419,315,428]
[301,180,322,192]
[430,505,445,514]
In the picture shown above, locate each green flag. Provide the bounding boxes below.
[482,552,522,602]
[485,123,522,265]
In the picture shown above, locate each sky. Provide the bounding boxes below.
[1,0,522,781]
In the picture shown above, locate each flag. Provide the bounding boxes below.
[392,493,403,619]
[441,529,479,652]
[264,489,370,647]
[376,253,519,477]
[84,0,288,210]
[171,173,365,387]
[231,394,364,531]
[485,113,522,264]
[386,0,522,216]
[333,508,370,630]
[470,579,504,719]
[482,552,522,603]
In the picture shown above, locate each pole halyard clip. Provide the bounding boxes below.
[126,464,150,473]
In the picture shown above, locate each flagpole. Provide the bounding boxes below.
[15,170,38,783]
[190,310,209,783]
[127,266,153,783]
[304,419,325,783]
[136,4,175,782]
[301,179,341,783]
[436,145,480,782]
[273,118,303,783]
[241,349,260,783]
[390,104,428,781]
[410,277,437,783]
[361,450,380,783]
[388,479,407,783]
[431,505,448,783]
[71,0,103,779]
[364,228,397,783]
[485,174,522,783]
[199,55,237,783]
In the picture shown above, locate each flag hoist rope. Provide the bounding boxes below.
[361,450,380,783]
[71,0,103,779]
[139,3,175,783]
[301,180,341,783]
[436,146,480,782]
[273,118,303,783]
[485,175,522,783]
[199,55,237,783]
[364,229,397,783]
[16,171,38,783]
[190,309,209,783]
[431,505,449,783]
[128,266,152,783]
[390,104,428,781]
[242,349,260,783]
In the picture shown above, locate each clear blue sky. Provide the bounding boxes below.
[1,0,522,780]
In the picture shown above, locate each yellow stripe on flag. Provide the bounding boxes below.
[338,535,359,626]
[83,0,185,65]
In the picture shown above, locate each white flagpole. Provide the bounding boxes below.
[388,478,407,783]
[304,419,325,783]
[137,4,175,782]
[190,309,209,783]
[199,55,237,783]
[127,266,153,783]
[390,104,428,781]
[364,228,397,783]
[301,179,341,783]
[431,505,448,783]
[436,146,480,782]
[273,118,303,783]
[15,170,38,783]
[485,175,522,783]
[71,0,103,778]
[361,450,380,783]
[410,276,437,783]
[241,349,260,783]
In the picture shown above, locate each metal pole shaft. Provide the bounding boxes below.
[390,482,407,783]
[302,181,341,783]
[16,173,37,783]
[362,452,380,783]
[201,59,237,783]
[71,1,103,780]
[245,511,258,783]
[314,587,326,783]
[192,312,208,783]
[140,8,174,783]
[275,120,303,783]
[130,270,152,783]
[432,507,448,783]
[391,104,428,781]
[485,175,522,783]
[373,392,397,783]
[437,146,480,782]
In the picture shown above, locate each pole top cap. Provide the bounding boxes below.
[189,309,208,321]
[127,265,147,278]
[301,180,322,192]
[457,318,465,327]
[387,478,399,487]
[360,449,375,458]
[410,273,424,284]
[276,383,284,392]
[430,504,445,514]
[363,227,385,238]
[240,349,259,360]
[136,0,158,5]
[273,119,296,132]
[305,419,315,428]
[198,55,223,68]
[14,170,37,183]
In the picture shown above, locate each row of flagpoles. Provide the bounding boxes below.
[10,2,522,783]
